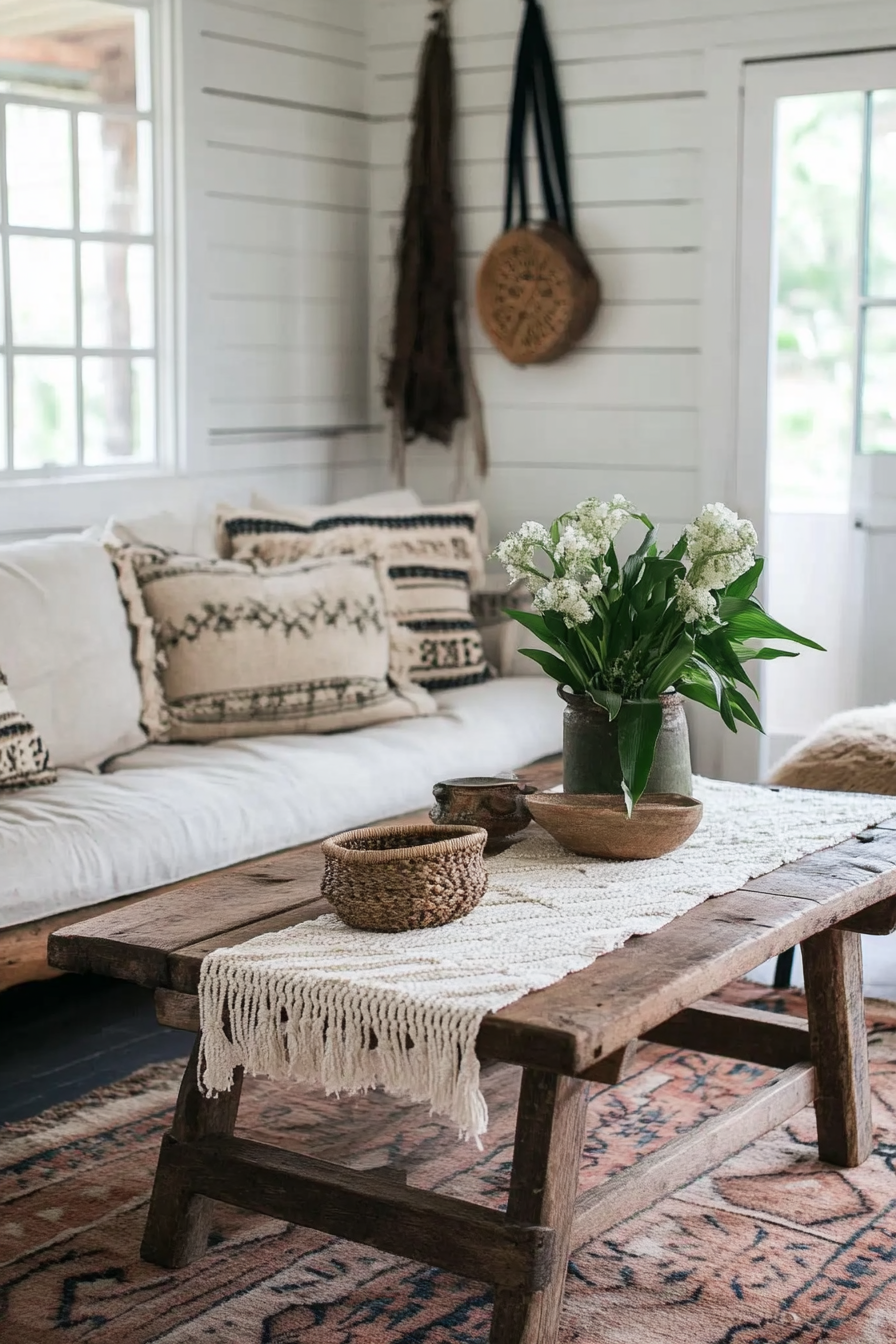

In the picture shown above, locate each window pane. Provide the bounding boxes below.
[13,356,77,468]
[867,91,896,297]
[860,307,896,453]
[769,93,864,512]
[82,243,154,348]
[0,4,148,109]
[10,237,75,346]
[83,356,155,464]
[79,114,153,234]
[6,105,72,228]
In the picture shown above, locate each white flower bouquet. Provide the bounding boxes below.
[493,497,822,813]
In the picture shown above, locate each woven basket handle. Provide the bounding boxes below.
[503,0,575,237]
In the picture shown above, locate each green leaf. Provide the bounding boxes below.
[698,626,758,693]
[589,685,623,720]
[726,686,764,732]
[622,527,657,592]
[667,534,688,562]
[724,557,764,600]
[689,654,727,714]
[718,598,825,651]
[505,608,559,646]
[643,632,695,698]
[732,643,799,663]
[678,674,720,715]
[519,648,580,688]
[718,687,738,733]
[617,699,664,816]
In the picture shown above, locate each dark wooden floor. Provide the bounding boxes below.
[0,974,187,1126]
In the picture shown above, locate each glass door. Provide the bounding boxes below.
[734,53,896,783]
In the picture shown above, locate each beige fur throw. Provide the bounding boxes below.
[767,704,896,794]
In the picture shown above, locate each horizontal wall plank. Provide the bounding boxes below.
[369,0,896,48]
[205,144,367,212]
[373,52,705,118]
[374,202,701,259]
[209,246,370,302]
[202,32,365,114]
[199,0,365,64]
[409,461,699,536]
[369,0,896,69]
[203,91,368,163]
[371,152,702,215]
[206,0,365,35]
[481,407,700,469]
[372,98,705,166]
[473,350,699,409]
[206,197,368,251]
[210,297,363,348]
[210,349,368,406]
[208,401,366,433]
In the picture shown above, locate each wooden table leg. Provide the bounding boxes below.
[141,1036,244,1267]
[802,927,873,1168]
[490,1070,589,1344]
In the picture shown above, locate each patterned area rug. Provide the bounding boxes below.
[3,982,896,1343]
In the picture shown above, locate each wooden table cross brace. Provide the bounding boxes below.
[48,765,896,1344]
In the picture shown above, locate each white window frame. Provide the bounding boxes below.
[0,0,177,485]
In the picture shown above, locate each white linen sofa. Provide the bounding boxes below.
[0,519,562,990]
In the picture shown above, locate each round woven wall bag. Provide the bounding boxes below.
[476,0,600,366]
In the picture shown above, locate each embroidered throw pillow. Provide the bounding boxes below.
[112,546,435,742]
[0,671,56,791]
[216,502,492,693]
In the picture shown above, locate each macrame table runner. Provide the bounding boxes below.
[198,779,896,1141]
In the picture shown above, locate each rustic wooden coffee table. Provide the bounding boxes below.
[48,759,896,1344]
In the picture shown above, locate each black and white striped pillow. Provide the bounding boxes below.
[0,671,56,792]
[217,505,492,693]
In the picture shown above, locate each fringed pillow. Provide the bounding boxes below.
[0,671,56,791]
[216,502,492,693]
[111,545,435,743]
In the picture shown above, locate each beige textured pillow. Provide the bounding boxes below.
[112,546,435,742]
[767,703,896,794]
[0,670,56,791]
[216,502,491,693]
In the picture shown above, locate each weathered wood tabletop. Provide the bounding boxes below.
[47,759,896,1344]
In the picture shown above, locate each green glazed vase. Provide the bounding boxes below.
[559,688,693,797]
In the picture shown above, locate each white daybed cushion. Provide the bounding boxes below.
[0,534,145,770]
[0,677,562,930]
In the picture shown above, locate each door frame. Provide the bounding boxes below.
[701,23,896,782]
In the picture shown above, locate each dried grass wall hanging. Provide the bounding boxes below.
[476,0,600,365]
[383,3,487,486]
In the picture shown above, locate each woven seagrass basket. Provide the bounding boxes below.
[321,824,489,932]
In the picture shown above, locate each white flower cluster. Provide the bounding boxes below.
[676,503,758,625]
[574,494,635,554]
[533,577,594,628]
[675,578,718,625]
[491,520,552,585]
[493,496,638,627]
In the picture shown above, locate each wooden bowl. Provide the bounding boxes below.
[526,793,703,861]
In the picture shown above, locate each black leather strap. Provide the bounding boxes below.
[503,0,575,235]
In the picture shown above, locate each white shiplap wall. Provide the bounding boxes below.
[363,0,896,545]
[182,0,378,501]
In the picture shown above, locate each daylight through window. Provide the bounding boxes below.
[0,0,156,476]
